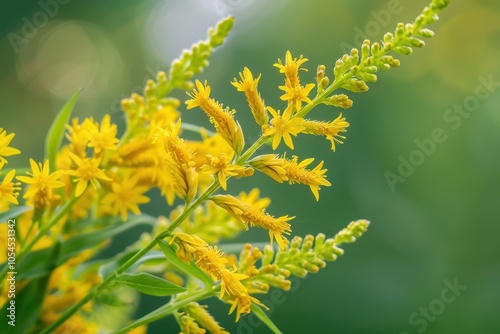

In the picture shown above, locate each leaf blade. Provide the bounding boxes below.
[250,304,283,334]
[115,272,186,297]
[157,239,213,287]
[44,90,81,171]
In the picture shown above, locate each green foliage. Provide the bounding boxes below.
[44,90,80,171]
[115,272,186,296]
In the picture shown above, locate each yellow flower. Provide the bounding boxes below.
[302,113,350,151]
[284,156,331,201]
[186,80,245,154]
[248,154,288,183]
[212,195,292,250]
[154,121,199,202]
[262,106,305,150]
[85,115,119,155]
[278,82,315,112]
[228,294,268,322]
[177,313,207,334]
[65,118,90,158]
[66,153,111,197]
[0,169,21,207]
[0,129,21,168]
[171,233,265,320]
[185,303,230,334]
[273,51,309,87]
[231,67,268,126]
[101,175,150,220]
[274,51,315,112]
[238,188,270,210]
[201,153,253,190]
[250,154,331,200]
[17,159,64,209]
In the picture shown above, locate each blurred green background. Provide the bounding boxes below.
[1,0,500,333]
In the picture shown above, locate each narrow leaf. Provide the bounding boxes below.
[250,304,283,334]
[44,90,81,171]
[157,239,213,287]
[0,206,31,224]
[115,272,186,296]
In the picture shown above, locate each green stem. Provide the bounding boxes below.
[110,289,216,334]
[40,132,269,333]
[41,180,221,333]
[40,237,159,334]
[236,135,268,165]
[163,180,221,235]
[296,73,353,118]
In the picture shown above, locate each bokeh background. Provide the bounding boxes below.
[1,0,500,333]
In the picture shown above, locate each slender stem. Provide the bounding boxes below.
[110,289,216,334]
[41,180,221,333]
[40,237,159,334]
[236,135,268,165]
[40,130,269,332]
[164,180,221,235]
[296,74,352,118]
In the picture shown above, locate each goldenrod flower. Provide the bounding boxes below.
[238,188,270,210]
[250,155,331,200]
[201,153,253,190]
[177,313,207,334]
[212,195,292,250]
[273,51,309,87]
[228,294,267,322]
[196,250,263,322]
[154,121,198,202]
[262,106,305,150]
[0,128,21,168]
[274,51,315,112]
[66,153,111,197]
[185,303,230,334]
[101,175,150,220]
[302,113,350,151]
[0,170,21,207]
[17,159,64,209]
[278,82,315,112]
[231,67,268,126]
[85,115,119,155]
[248,154,288,183]
[172,232,265,320]
[186,80,245,153]
[284,156,331,201]
[65,118,90,158]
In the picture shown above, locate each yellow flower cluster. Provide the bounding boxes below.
[171,233,267,321]
[0,0,448,331]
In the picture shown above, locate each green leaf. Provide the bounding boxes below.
[0,214,155,281]
[250,304,283,334]
[115,272,186,296]
[108,289,214,334]
[0,206,31,224]
[157,239,213,287]
[44,90,81,171]
[0,239,61,334]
